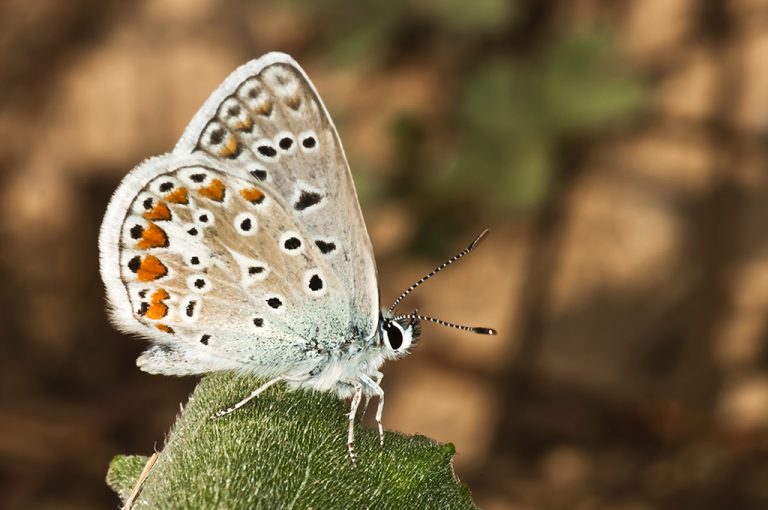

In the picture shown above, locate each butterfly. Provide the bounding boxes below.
[99,52,495,464]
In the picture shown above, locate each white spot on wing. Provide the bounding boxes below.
[233,212,258,236]
[148,176,181,196]
[180,295,202,323]
[298,130,318,152]
[274,131,296,154]
[227,248,270,287]
[187,274,212,293]
[262,66,300,96]
[131,192,156,215]
[291,180,325,215]
[279,231,304,256]
[178,166,213,187]
[254,138,279,161]
[217,97,254,134]
[193,209,215,227]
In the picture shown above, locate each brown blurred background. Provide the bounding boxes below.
[3,0,768,508]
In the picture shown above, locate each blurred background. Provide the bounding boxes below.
[2,0,768,508]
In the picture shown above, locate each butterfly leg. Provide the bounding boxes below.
[213,375,287,418]
[356,395,370,424]
[361,372,385,446]
[347,381,363,466]
[354,374,381,424]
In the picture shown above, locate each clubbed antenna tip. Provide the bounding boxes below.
[397,313,498,337]
[469,229,489,250]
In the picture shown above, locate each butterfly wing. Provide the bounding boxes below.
[174,52,379,342]
[100,153,354,376]
[100,53,380,376]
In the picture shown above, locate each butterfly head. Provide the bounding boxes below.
[379,229,497,357]
[378,309,421,359]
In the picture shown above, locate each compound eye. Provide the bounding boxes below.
[383,321,404,351]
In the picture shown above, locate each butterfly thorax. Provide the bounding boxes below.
[286,310,420,398]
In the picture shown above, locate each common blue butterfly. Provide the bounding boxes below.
[99,52,495,464]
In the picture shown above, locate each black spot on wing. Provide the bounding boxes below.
[209,129,225,145]
[128,256,141,273]
[309,274,323,291]
[284,237,301,250]
[250,169,268,181]
[294,190,323,211]
[279,137,293,150]
[315,240,336,254]
[257,145,277,158]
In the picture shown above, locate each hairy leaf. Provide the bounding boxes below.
[107,373,476,509]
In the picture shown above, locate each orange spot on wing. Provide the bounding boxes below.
[143,202,172,221]
[254,100,273,116]
[217,137,240,159]
[165,187,188,204]
[286,96,301,110]
[240,187,265,204]
[145,302,168,320]
[150,289,169,303]
[156,324,174,334]
[199,179,226,201]
[137,256,167,282]
[235,117,253,132]
[136,223,168,250]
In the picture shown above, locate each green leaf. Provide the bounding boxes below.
[107,455,151,502]
[107,373,476,509]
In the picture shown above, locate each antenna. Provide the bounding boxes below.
[389,229,490,312]
[396,312,497,335]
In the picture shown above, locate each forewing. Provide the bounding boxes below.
[99,154,349,376]
[174,52,379,341]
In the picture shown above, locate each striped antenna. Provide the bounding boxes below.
[396,312,497,335]
[389,229,490,312]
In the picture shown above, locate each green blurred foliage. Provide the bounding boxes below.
[419,0,517,33]
[301,0,515,64]
[450,33,645,209]
[304,0,410,63]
